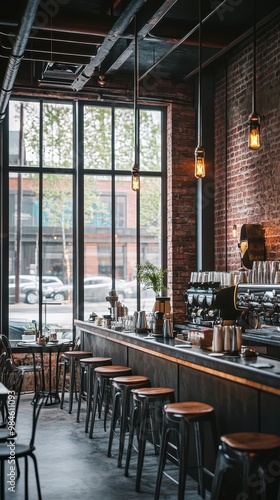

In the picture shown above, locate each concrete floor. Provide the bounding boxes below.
[3,393,210,500]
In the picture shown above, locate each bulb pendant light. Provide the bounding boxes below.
[248,0,260,150]
[195,145,205,179]
[131,164,140,191]
[194,0,205,178]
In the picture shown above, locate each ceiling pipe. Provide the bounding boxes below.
[71,0,147,91]
[0,0,41,122]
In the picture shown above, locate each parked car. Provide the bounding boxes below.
[122,279,155,298]
[9,275,64,304]
[50,276,132,302]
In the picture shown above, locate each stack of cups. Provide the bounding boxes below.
[212,325,242,354]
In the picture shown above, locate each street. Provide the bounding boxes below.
[9,296,155,334]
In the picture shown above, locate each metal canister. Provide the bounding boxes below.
[212,325,224,352]
[230,325,242,353]
[223,325,232,352]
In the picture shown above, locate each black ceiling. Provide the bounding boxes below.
[0,0,280,102]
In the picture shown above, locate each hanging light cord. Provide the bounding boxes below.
[252,0,256,112]
[134,15,139,168]
[198,0,202,146]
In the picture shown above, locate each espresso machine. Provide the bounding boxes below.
[184,283,238,327]
[184,281,280,330]
[235,283,280,329]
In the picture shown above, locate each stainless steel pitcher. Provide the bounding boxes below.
[163,318,173,338]
[136,311,147,332]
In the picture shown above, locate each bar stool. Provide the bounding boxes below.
[76,356,112,430]
[107,375,151,467]
[89,365,133,439]
[211,432,280,500]
[60,350,92,413]
[124,386,175,492]
[155,401,218,500]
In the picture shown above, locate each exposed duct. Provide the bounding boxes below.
[71,0,148,91]
[0,0,41,122]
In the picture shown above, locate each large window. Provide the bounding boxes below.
[5,99,166,339]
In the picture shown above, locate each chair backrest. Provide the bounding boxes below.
[29,393,46,449]
[0,352,7,381]
[2,358,24,424]
[0,334,12,360]
[73,335,81,351]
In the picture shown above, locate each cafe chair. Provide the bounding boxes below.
[0,352,7,425]
[0,358,24,442]
[0,334,42,397]
[0,393,46,500]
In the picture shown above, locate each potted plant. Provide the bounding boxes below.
[136,261,168,296]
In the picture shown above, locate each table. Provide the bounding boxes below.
[15,340,71,406]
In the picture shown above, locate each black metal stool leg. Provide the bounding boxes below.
[76,363,84,423]
[154,418,170,500]
[60,360,67,410]
[194,420,205,498]
[124,402,138,477]
[117,386,130,467]
[135,398,149,492]
[108,387,121,458]
[89,375,100,439]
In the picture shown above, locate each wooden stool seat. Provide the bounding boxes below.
[79,356,112,365]
[165,401,215,418]
[113,375,150,386]
[108,375,151,467]
[124,386,175,492]
[132,387,175,398]
[89,365,133,438]
[64,351,92,358]
[211,431,280,499]
[220,432,280,452]
[94,365,132,376]
[76,357,112,428]
[155,401,218,500]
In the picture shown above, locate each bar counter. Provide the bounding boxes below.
[75,320,280,437]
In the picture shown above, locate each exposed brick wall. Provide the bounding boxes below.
[167,100,196,323]
[214,19,280,271]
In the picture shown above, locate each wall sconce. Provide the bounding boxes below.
[232,224,237,238]
[194,0,205,179]
[131,16,140,191]
[248,0,260,150]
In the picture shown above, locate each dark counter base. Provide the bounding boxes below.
[75,320,280,438]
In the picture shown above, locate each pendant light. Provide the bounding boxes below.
[195,0,205,178]
[248,0,260,149]
[131,15,140,191]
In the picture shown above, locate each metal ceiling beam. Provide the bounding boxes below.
[0,8,239,49]
[103,0,178,74]
[0,0,41,122]
[71,0,148,91]
[138,0,229,83]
